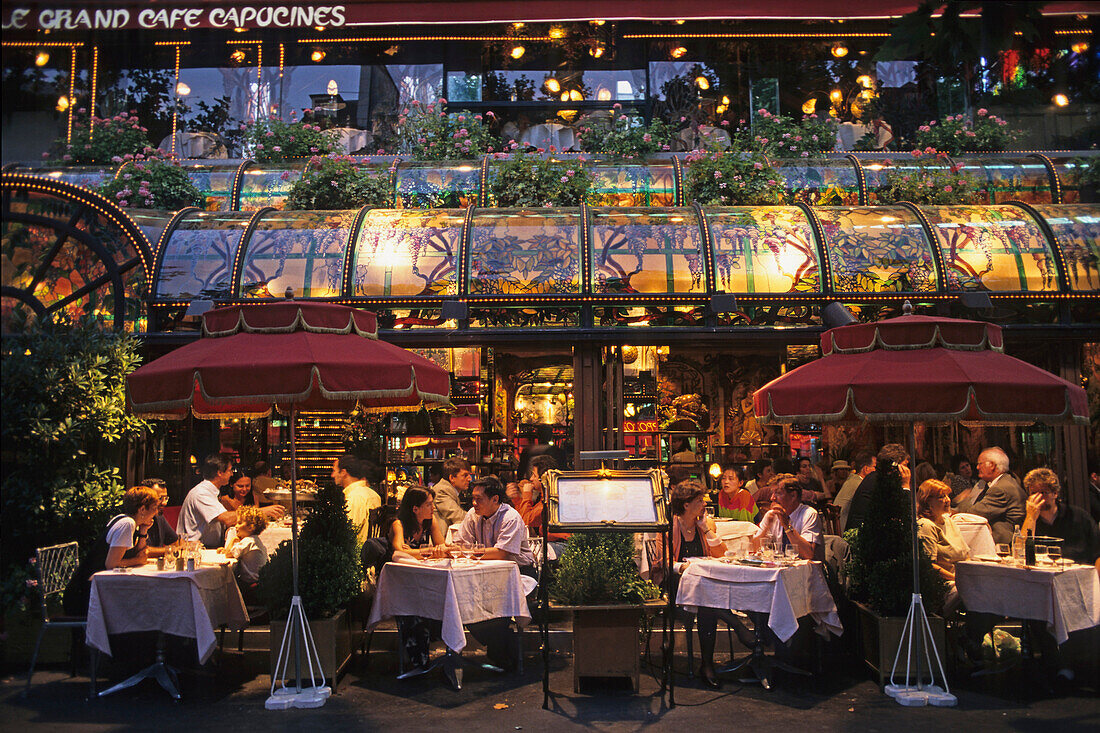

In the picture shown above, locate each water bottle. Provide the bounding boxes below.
[1011,527,1025,564]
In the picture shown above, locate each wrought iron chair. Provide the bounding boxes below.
[25,541,86,695]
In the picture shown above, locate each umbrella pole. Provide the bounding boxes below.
[290,406,301,692]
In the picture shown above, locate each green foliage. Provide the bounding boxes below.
[285,155,396,210]
[488,147,594,207]
[732,109,837,158]
[398,99,499,160]
[243,116,336,163]
[0,318,147,613]
[913,109,1021,154]
[259,483,362,618]
[47,111,152,164]
[97,153,204,209]
[550,534,660,606]
[683,150,786,206]
[843,463,946,617]
[1068,157,1100,188]
[577,107,675,158]
[875,150,986,205]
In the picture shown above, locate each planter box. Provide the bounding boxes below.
[270,605,365,691]
[553,601,664,693]
[856,602,946,687]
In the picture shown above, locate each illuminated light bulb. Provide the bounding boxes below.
[721,95,730,105]
[671,46,688,59]
[860,89,873,101]
[386,470,396,483]
[233,26,247,33]
[549,26,566,39]
[831,42,849,58]
[231,50,246,63]
[510,45,525,59]
[715,104,727,114]
[311,50,326,62]
[175,82,191,96]
[327,79,339,95]
[56,95,69,112]
[709,463,722,479]
[569,89,583,101]
[830,89,843,104]
[590,19,606,26]
[1052,93,1069,107]
[597,88,612,101]
[1071,41,1089,53]
[34,51,49,66]
[589,44,605,58]
[314,25,326,32]
[695,76,710,90]
[856,75,873,88]
[513,22,525,29]
[545,77,561,93]
[803,98,817,114]
[561,92,570,102]
[675,19,686,24]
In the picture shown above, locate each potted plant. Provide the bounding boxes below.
[843,461,947,685]
[260,483,364,686]
[874,149,987,205]
[97,150,205,210]
[682,149,786,206]
[242,115,336,163]
[487,146,594,207]
[577,106,675,158]
[285,155,396,210]
[398,98,498,159]
[45,110,152,165]
[913,109,1021,155]
[549,533,660,692]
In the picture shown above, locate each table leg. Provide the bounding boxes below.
[97,632,181,700]
[717,613,811,690]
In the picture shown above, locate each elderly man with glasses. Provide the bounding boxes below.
[955,447,1026,545]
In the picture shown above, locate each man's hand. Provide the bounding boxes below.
[262,505,286,521]
[899,462,912,489]
[1025,493,1043,518]
[767,505,789,527]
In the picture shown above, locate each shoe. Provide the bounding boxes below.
[699,664,721,690]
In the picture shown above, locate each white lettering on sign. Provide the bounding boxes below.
[6,6,347,30]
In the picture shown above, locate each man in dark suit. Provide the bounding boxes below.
[843,443,909,533]
[955,446,1026,545]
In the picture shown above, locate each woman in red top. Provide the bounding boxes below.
[715,464,757,522]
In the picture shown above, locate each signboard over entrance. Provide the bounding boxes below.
[2,5,347,30]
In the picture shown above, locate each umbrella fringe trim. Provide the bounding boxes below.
[757,388,1087,426]
[128,365,450,418]
[824,324,1004,356]
[202,306,379,339]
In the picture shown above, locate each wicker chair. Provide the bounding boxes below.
[25,541,86,695]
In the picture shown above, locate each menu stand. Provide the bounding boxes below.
[539,460,673,708]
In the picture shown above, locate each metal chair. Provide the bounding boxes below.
[25,541,85,695]
[820,504,841,536]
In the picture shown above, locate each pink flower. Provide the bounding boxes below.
[714,170,722,178]
[119,200,128,207]
[613,103,622,109]
[911,150,922,158]
[680,116,687,122]
[720,120,729,126]
[560,176,569,183]
[63,154,72,161]
[310,146,319,153]
[977,108,988,116]
[944,185,953,192]
[266,131,275,137]
[642,133,651,142]
[753,162,764,170]
[439,97,447,105]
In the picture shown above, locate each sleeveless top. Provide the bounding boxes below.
[677,526,705,561]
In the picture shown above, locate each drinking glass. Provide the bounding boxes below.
[995,543,1010,561]
[785,545,799,562]
[471,542,485,562]
[761,539,775,562]
[1034,545,1049,565]
[1047,546,1062,567]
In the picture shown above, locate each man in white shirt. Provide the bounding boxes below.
[332,454,381,545]
[456,475,534,671]
[835,452,875,532]
[753,475,823,561]
[177,454,236,548]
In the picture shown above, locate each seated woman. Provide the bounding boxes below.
[386,486,447,674]
[63,487,160,615]
[219,471,256,512]
[221,505,269,604]
[667,480,726,688]
[916,478,969,611]
[715,464,757,522]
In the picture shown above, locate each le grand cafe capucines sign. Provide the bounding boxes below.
[3,4,349,30]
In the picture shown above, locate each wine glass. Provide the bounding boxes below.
[995,543,1010,562]
[471,542,485,562]
[1047,545,1062,567]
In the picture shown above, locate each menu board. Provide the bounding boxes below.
[545,469,668,531]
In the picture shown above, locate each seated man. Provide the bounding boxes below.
[514,454,569,554]
[846,443,910,532]
[178,454,283,548]
[140,477,177,556]
[955,446,1026,545]
[456,475,535,669]
[752,475,824,561]
[433,457,472,529]
[332,454,381,545]
[1020,468,1100,569]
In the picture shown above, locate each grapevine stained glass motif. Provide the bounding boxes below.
[587,161,675,207]
[921,205,1057,291]
[156,212,252,299]
[469,210,580,295]
[1024,204,1098,291]
[816,207,939,293]
[350,209,463,297]
[590,208,704,293]
[706,206,821,293]
[239,210,355,298]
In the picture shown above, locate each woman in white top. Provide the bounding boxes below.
[105,487,160,570]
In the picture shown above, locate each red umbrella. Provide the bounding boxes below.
[752,306,1086,705]
[126,300,450,707]
[753,313,1087,426]
[128,300,450,418]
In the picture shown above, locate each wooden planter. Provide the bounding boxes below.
[270,605,365,691]
[554,602,665,693]
[855,602,946,687]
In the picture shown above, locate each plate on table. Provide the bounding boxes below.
[973,554,1001,563]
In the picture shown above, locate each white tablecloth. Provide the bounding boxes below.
[519,124,575,151]
[367,559,530,652]
[953,513,997,557]
[86,561,248,663]
[955,560,1100,644]
[259,523,293,550]
[677,559,842,643]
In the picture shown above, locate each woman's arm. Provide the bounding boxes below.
[696,518,726,558]
[932,562,955,581]
[430,517,446,547]
[105,536,147,569]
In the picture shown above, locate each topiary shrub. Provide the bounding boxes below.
[259,483,362,618]
[550,533,659,606]
[844,461,946,617]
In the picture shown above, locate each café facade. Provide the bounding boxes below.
[2,0,1098,506]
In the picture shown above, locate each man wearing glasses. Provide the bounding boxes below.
[955,447,1026,545]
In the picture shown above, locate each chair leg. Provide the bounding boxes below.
[24,624,46,696]
[685,616,695,677]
